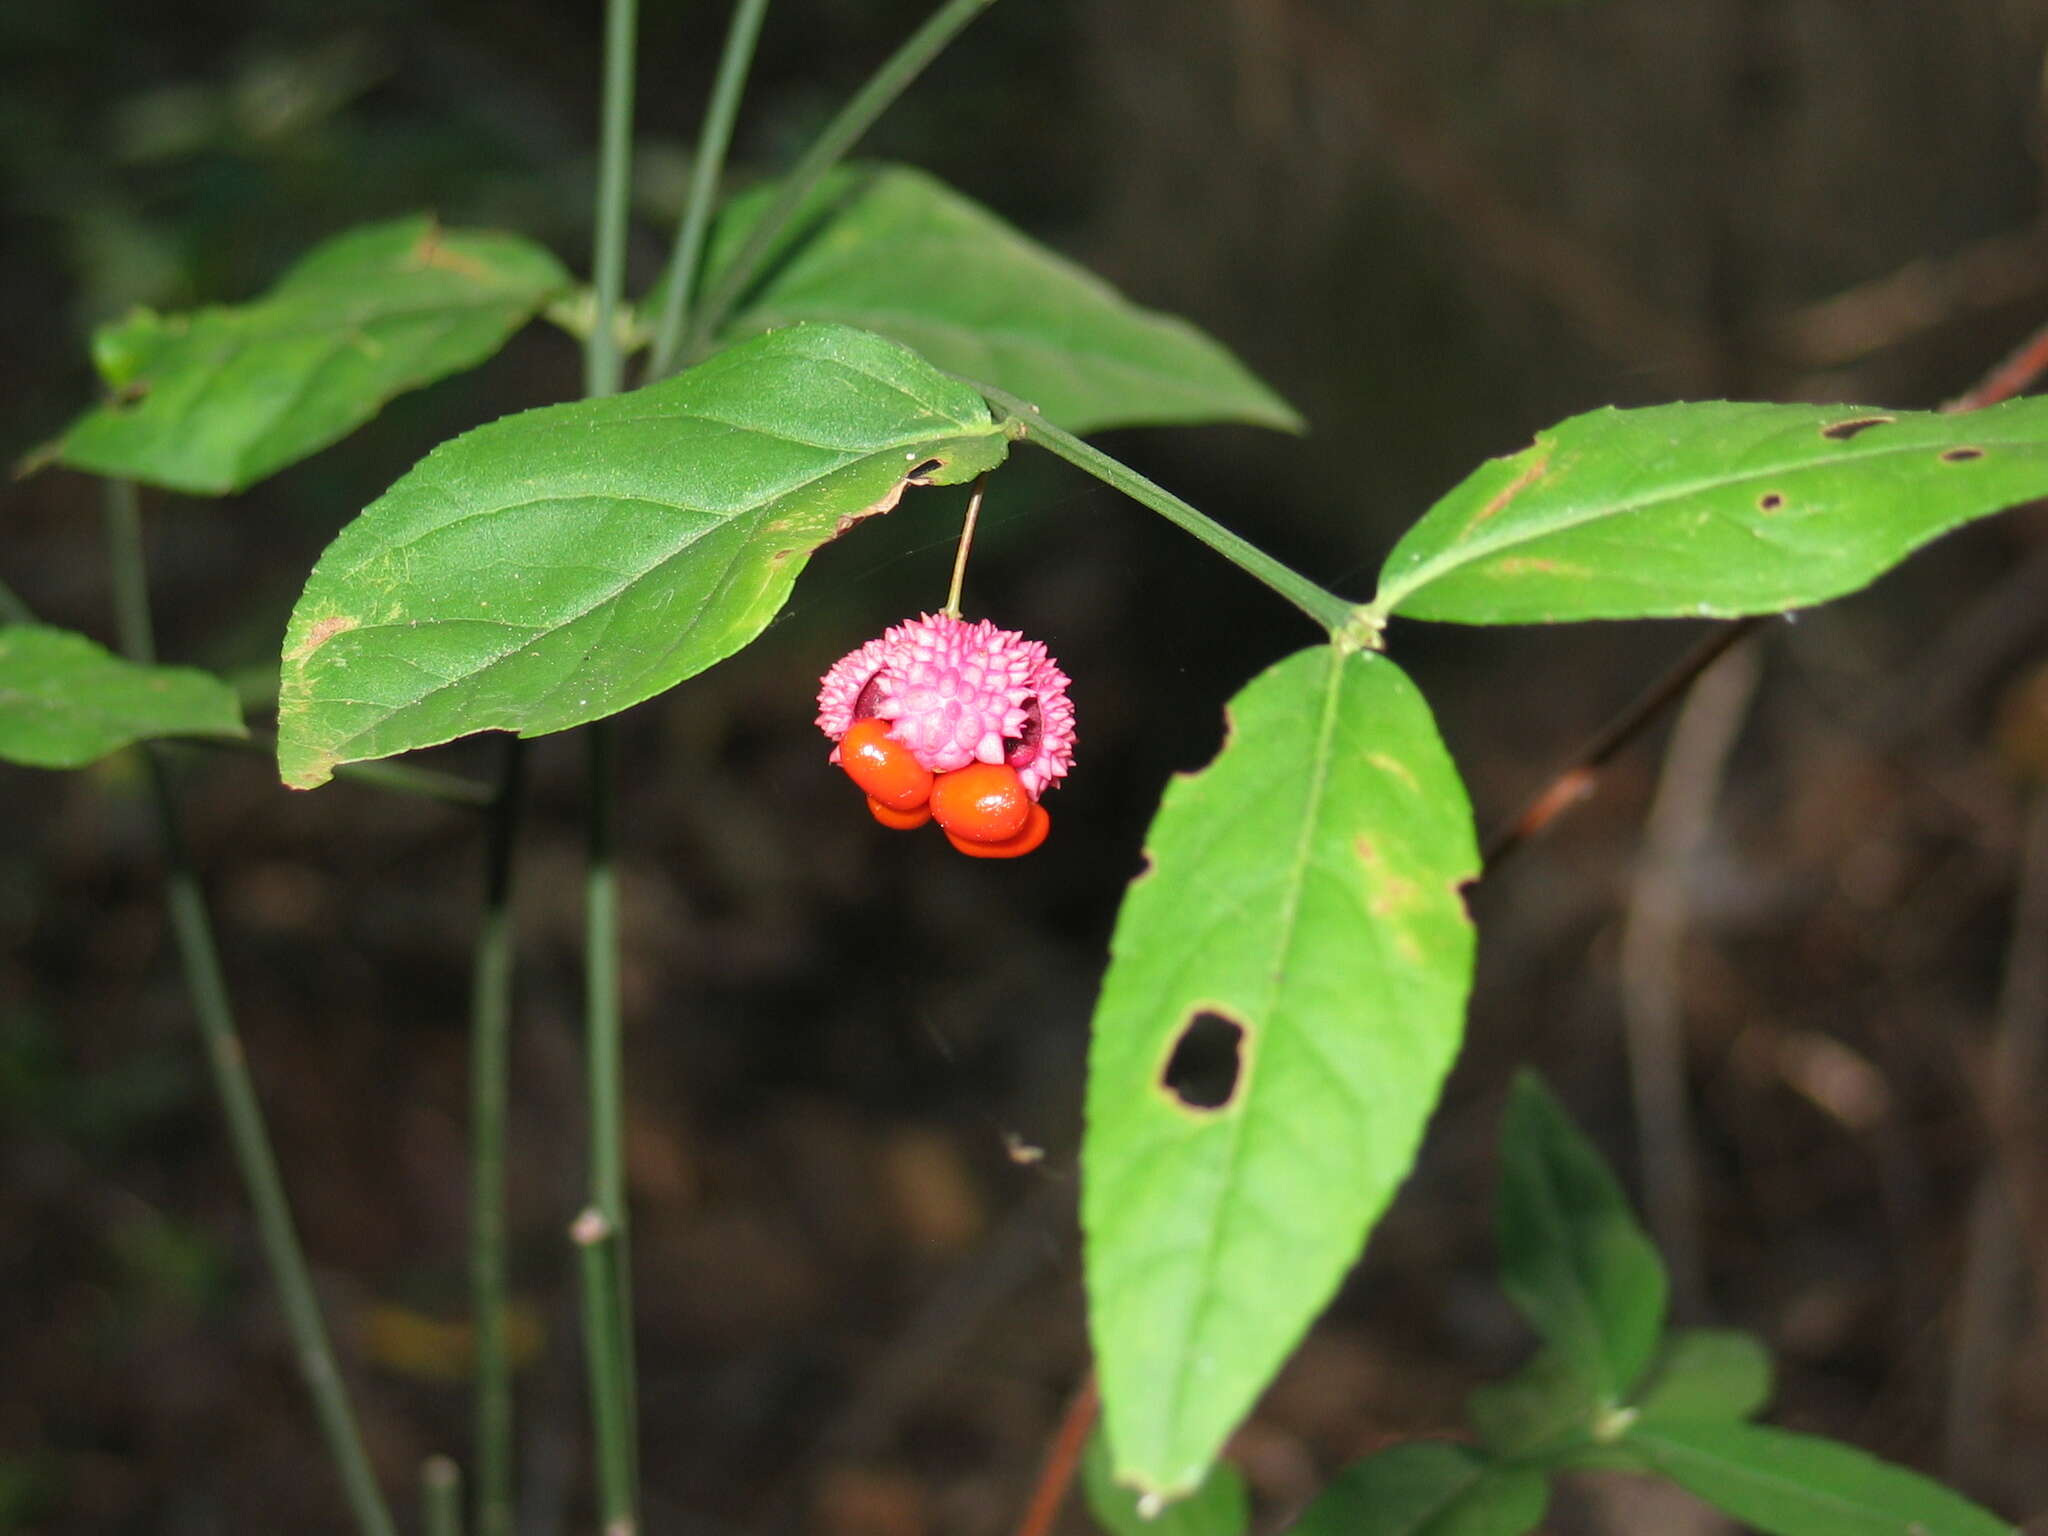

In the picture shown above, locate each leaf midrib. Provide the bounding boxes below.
[304,454,896,763]
[1630,1427,1930,1527]
[1160,647,1349,1469]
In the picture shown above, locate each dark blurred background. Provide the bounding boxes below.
[7,0,2048,1531]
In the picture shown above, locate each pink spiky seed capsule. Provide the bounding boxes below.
[817,612,1076,801]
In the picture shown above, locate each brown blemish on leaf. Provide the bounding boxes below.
[407,223,493,282]
[1941,446,1984,463]
[1372,877,1423,921]
[1491,555,1591,579]
[1758,492,1786,512]
[831,475,915,539]
[1458,446,1552,541]
[11,438,64,481]
[769,548,796,565]
[1820,415,1892,441]
[287,614,360,664]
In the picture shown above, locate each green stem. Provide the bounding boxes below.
[0,571,34,625]
[422,1456,464,1536]
[580,721,639,1530]
[573,1207,635,1533]
[580,4,642,1523]
[978,386,1358,636]
[102,480,398,1536]
[941,472,988,618]
[683,0,999,358]
[647,0,773,380]
[469,738,526,1536]
[585,0,640,402]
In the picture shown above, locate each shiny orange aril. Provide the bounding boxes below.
[945,802,1050,859]
[839,718,932,810]
[867,795,932,831]
[928,762,1031,843]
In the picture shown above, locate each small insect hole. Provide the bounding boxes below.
[906,457,943,480]
[1758,492,1786,512]
[1820,416,1893,441]
[1161,1011,1245,1112]
[1940,446,1984,463]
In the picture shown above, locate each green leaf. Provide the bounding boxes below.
[1083,646,1479,1497]
[1467,1347,1600,1459]
[276,322,1005,789]
[1371,400,2048,624]
[1083,1429,1249,1536]
[1496,1073,1667,1402]
[0,625,245,768]
[698,163,1301,434]
[1287,1444,1548,1536]
[1635,1330,1773,1425]
[1627,1422,2015,1536]
[58,216,570,494]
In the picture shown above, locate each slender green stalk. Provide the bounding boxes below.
[572,1208,635,1533]
[470,737,527,1536]
[105,479,155,662]
[580,2,642,1526]
[580,722,639,1530]
[683,0,999,358]
[0,571,34,625]
[647,0,773,379]
[102,480,397,1536]
[585,0,640,402]
[978,386,1357,635]
[422,1456,465,1536]
[941,472,989,618]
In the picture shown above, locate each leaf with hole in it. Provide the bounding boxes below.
[276,322,1005,790]
[1497,1073,1667,1403]
[1083,646,1479,1499]
[1286,1443,1549,1536]
[1371,400,2048,624]
[1635,1329,1773,1426]
[0,625,245,768]
[1082,1428,1248,1536]
[1626,1422,2015,1536]
[690,163,1300,434]
[56,217,570,495]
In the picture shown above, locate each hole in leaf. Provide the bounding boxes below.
[906,457,943,481]
[1941,446,1984,463]
[1820,416,1892,441]
[1757,492,1786,512]
[1161,1011,1245,1112]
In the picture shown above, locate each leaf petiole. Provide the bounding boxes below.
[979,384,1356,636]
[941,471,989,619]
